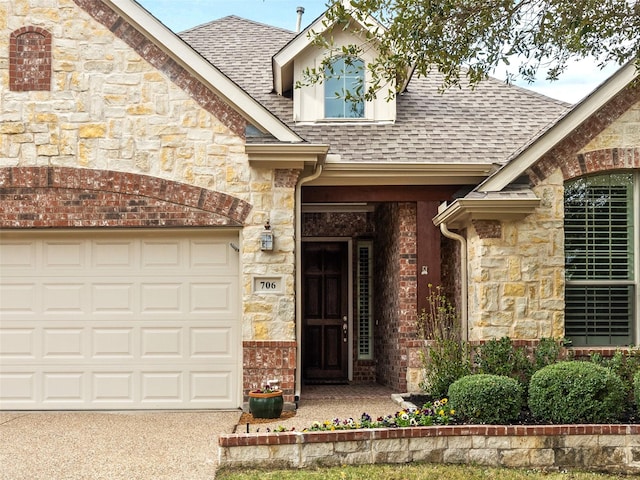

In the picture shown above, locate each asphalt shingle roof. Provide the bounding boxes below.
[180,15,570,165]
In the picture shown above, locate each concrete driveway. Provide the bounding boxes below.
[0,410,241,480]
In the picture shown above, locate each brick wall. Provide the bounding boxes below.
[0,166,251,228]
[9,26,51,91]
[374,203,418,392]
[243,341,296,403]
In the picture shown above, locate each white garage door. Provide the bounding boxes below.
[0,230,240,410]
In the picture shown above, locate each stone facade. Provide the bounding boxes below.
[466,85,640,342]
[0,0,299,399]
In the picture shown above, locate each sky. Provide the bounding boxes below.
[136,0,620,104]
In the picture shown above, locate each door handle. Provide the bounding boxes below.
[342,316,348,342]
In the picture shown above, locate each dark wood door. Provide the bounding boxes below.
[302,242,348,383]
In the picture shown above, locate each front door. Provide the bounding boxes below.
[302,241,349,383]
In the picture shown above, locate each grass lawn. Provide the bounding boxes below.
[216,464,627,479]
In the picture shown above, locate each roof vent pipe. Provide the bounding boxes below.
[296,6,305,32]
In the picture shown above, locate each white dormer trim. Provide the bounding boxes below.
[272,0,385,96]
[107,0,302,143]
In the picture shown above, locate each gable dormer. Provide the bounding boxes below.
[272,4,396,124]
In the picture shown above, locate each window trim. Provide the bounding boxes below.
[564,171,639,346]
[357,240,374,360]
[323,56,365,120]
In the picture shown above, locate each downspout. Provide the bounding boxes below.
[294,164,323,403]
[439,223,468,342]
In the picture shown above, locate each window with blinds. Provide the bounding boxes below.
[564,173,636,346]
[357,241,374,359]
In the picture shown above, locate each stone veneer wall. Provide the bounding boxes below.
[1,0,300,398]
[466,87,640,342]
[374,203,419,392]
[218,424,640,474]
[466,173,566,341]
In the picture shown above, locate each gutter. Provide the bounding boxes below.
[294,165,324,403]
[436,204,469,342]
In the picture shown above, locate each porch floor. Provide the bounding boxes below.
[300,383,397,400]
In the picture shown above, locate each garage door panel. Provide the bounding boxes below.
[0,372,36,403]
[190,371,232,403]
[92,241,134,269]
[141,328,183,358]
[92,284,135,313]
[140,283,182,313]
[43,372,85,403]
[0,230,240,410]
[190,327,233,358]
[0,284,36,313]
[141,241,181,268]
[43,241,86,269]
[43,284,86,314]
[92,328,134,358]
[92,372,134,403]
[190,282,235,313]
[0,241,36,269]
[0,329,36,359]
[43,328,85,359]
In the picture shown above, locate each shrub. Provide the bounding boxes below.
[474,337,531,385]
[448,374,523,424]
[635,371,640,409]
[590,347,640,406]
[528,361,625,424]
[420,338,472,398]
[418,285,471,398]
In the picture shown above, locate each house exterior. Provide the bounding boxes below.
[1,0,635,411]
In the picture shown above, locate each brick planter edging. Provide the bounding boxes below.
[218,424,640,473]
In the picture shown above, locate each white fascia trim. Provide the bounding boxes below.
[305,161,495,186]
[478,62,638,193]
[246,143,329,169]
[107,0,302,143]
[433,197,541,228]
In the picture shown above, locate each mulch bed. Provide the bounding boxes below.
[233,411,297,433]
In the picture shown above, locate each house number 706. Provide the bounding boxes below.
[260,281,277,289]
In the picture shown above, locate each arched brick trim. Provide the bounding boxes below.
[71,0,246,138]
[526,80,640,185]
[9,27,52,91]
[0,167,251,228]
[562,147,640,181]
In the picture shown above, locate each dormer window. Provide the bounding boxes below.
[324,57,365,119]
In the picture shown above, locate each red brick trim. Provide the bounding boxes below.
[274,169,302,188]
[243,341,297,403]
[527,80,640,185]
[0,167,251,228]
[71,0,246,137]
[9,27,52,91]
[219,423,640,447]
[562,147,640,180]
[471,219,502,239]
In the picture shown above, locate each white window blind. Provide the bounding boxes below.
[564,173,636,346]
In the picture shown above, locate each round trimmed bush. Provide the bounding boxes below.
[448,374,523,424]
[528,361,625,424]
